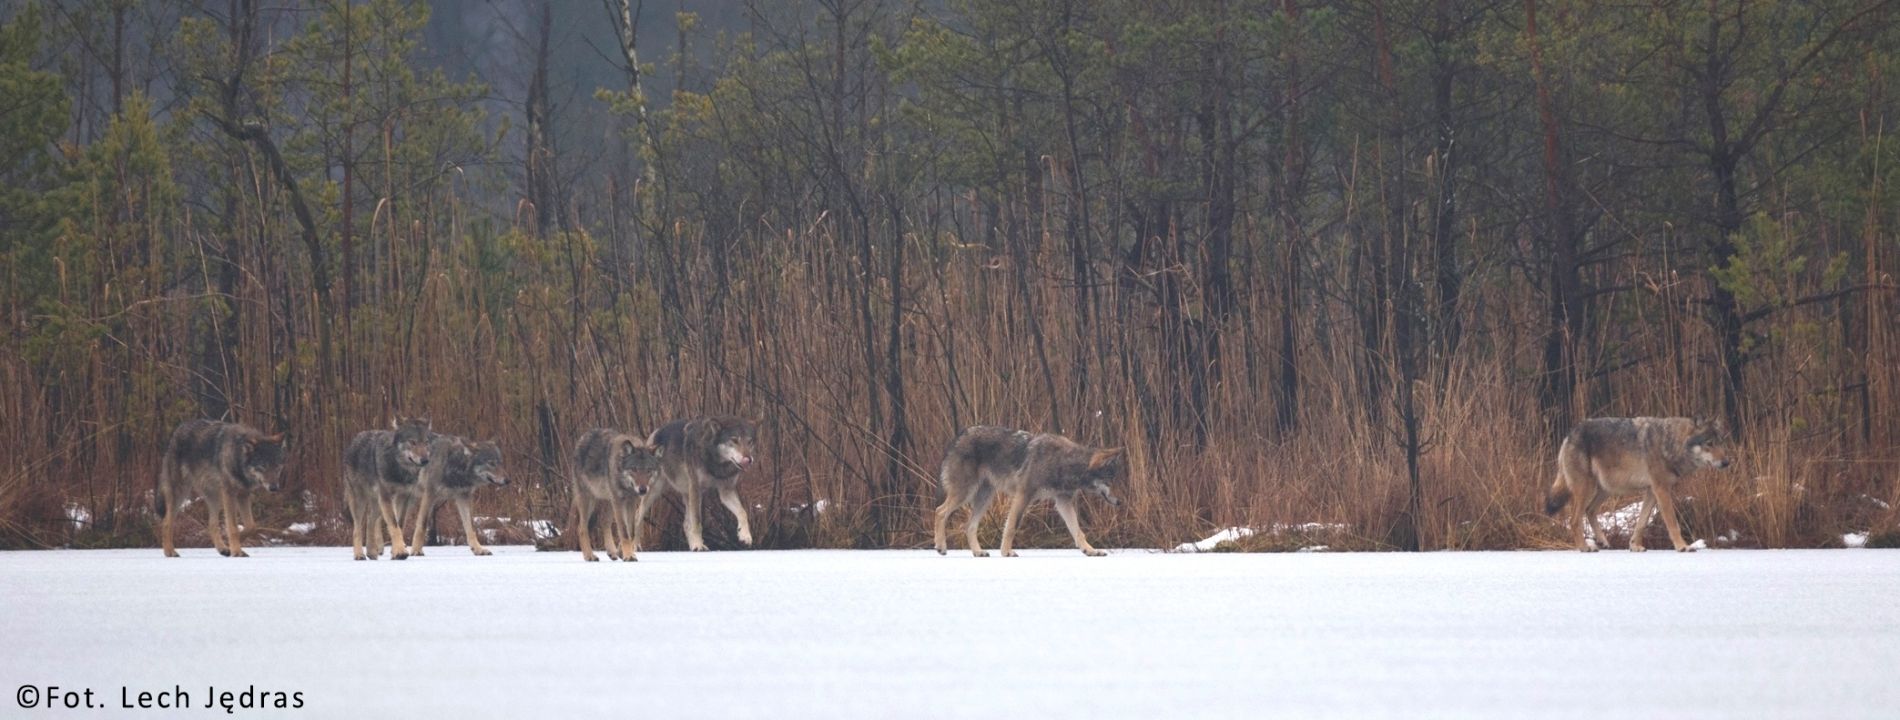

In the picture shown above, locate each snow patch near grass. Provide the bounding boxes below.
[1843,532,1869,549]
[1173,523,1351,553]
[1174,527,1256,553]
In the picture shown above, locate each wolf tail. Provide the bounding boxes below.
[1543,475,1571,516]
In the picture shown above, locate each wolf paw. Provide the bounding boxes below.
[738,533,754,546]
[1579,545,1598,553]
[392,552,409,560]
[1001,550,1019,558]
[1084,549,1107,557]
[971,550,988,557]
[411,549,426,557]
[472,548,492,557]
[1629,544,1647,553]
[217,548,231,557]
[230,549,249,558]
[1677,546,1696,553]
[582,553,599,562]
[163,550,180,558]
[690,545,709,552]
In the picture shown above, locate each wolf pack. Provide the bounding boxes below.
[153,412,1734,558]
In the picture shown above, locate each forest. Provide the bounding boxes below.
[1,0,1896,552]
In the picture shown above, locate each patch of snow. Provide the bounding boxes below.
[1174,523,1353,553]
[64,504,90,530]
[1295,545,1331,553]
[287,522,317,535]
[1174,527,1256,553]
[480,529,499,544]
[790,499,834,515]
[1687,538,1708,551]
[1860,495,1891,510]
[2,548,1897,718]
[1843,532,1869,549]
[528,519,559,540]
[1596,500,1649,537]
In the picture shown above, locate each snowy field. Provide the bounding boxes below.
[3,547,1897,718]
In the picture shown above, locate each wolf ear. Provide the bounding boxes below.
[1088,447,1125,470]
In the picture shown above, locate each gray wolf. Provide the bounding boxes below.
[932,426,1125,557]
[342,416,433,560]
[156,419,287,557]
[404,434,509,557]
[1544,416,1733,552]
[571,428,662,561]
[631,416,757,552]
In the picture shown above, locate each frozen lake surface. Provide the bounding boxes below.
[3,547,1896,718]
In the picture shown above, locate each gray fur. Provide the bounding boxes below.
[402,433,509,557]
[1545,416,1733,552]
[156,419,286,558]
[632,416,759,552]
[571,427,662,561]
[933,425,1125,557]
[342,416,434,560]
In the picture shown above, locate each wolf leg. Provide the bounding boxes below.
[963,484,995,557]
[1568,484,1596,552]
[1582,491,1613,552]
[718,486,753,547]
[1053,495,1104,556]
[604,507,623,560]
[1650,488,1694,552]
[349,491,368,560]
[933,493,959,555]
[576,498,599,562]
[998,492,1030,558]
[456,496,490,556]
[366,503,386,560]
[218,485,247,557]
[1628,494,1658,552]
[685,486,708,551]
[408,487,433,557]
[376,491,411,560]
[160,487,179,558]
[631,491,656,555]
[616,502,638,562]
[238,498,258,536]
[206,489,230,556]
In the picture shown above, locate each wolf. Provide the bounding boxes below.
[630,416,758,552]
[342,416,433,560]
[156,419,287,557]
[1544,416,1733,552]
[403,434,509,557]
[571,428,663,562]
[933,426,1125,557]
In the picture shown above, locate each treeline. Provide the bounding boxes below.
[2,0,1896,551]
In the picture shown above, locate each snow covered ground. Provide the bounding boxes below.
[3,547,1897,718]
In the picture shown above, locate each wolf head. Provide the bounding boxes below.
[1687,417,1733,470]
[616,438,661,495]
[243,432,288,492]
[1084,447,1126,508]
[391,416,433,469]
[692,417,757,475]
[469,440,508,487]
